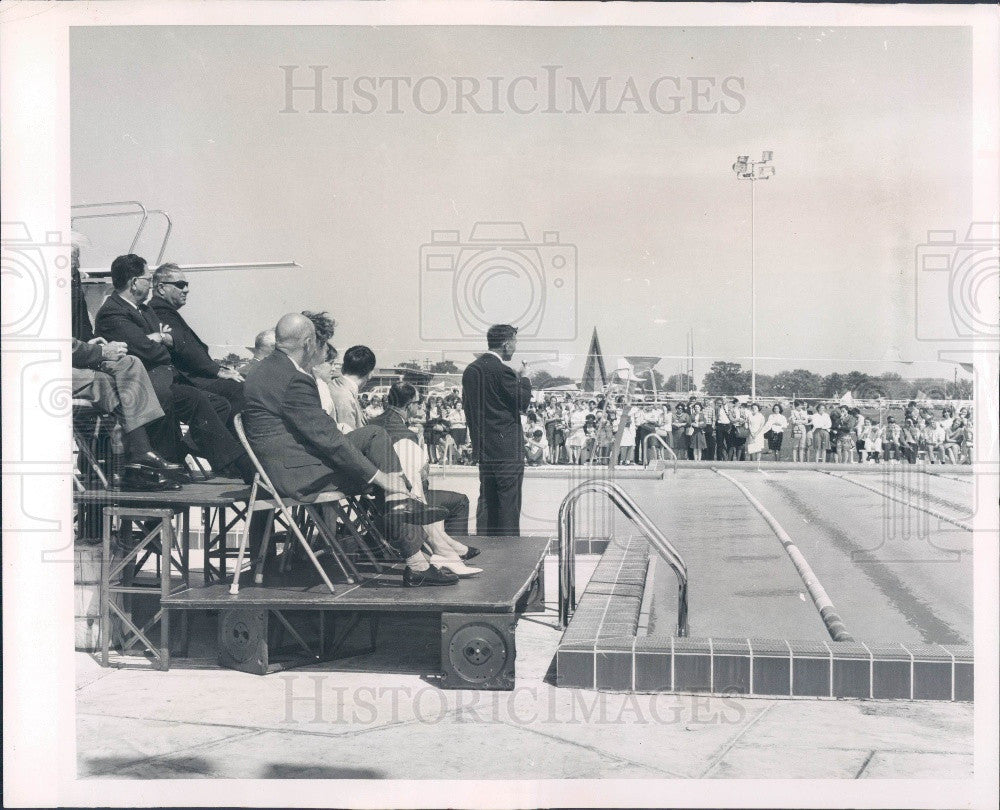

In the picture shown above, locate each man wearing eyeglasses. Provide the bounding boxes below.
[95,254,256,483]
[148,263,246,423]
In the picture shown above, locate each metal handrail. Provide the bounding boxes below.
[147,210,173,263]
[558,479,688,637]
[71,201,149,253]
[642,432,678,473]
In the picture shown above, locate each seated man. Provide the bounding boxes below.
[327,345,376,431]
[238,329,276,377]
[241,314,456,586]
[72,335,184,486]
[148,263,246,422]
[94,253,255,482]
[369,382,479,568]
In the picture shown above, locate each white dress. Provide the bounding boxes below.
[746,412,768,454]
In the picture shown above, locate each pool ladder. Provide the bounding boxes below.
[558,479,689,637]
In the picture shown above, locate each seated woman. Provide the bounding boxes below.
[942,416,966,465]
[524,429,547,465]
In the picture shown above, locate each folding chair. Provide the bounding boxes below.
[73,400,117,491]
[230,413,381,595]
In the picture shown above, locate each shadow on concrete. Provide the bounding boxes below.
[262,764,384,779]
[83,755,214,778]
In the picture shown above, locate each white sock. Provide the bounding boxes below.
[406,553,429,572]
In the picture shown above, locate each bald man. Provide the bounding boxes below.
[242,314,456,586]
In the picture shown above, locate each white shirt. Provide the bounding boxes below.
[811,412,832,431]
[764,413,788,433]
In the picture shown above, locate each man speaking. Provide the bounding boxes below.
[462,324,532,536]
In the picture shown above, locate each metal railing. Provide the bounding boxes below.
[72,201,174,264]
[558,479,688,637]
[641,432,678,473]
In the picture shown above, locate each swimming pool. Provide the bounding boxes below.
[546,465,975,700]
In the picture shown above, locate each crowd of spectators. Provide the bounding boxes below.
[375,389,975,467]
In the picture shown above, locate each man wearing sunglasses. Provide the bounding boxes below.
[148,263,246,424]
[95,254,256,483]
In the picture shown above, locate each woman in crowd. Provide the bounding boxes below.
[728,399,749,461]
[688,402,708,461]
[882,415,901,462]
[899,417,920,464]
[671,403,691,460]
[647,403,672,462]
[445,400,467,458]
[861,420,883,463]
[942,415,966,465]
[810,403,831,463]
[593,413,616,463]
[545,410,568,464]
[836,407,858,464]
[566,402,588,464]
[763,403,788,461]
[618,409,636,465]
[580,413,598,464]
[745,402,767,461]
[524,428,547,466]
[364,394,384,420]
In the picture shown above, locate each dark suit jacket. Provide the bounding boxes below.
[242,351,378,499]
[461,352,532,465]
[368,407,420,446]
[94,292,174,371]
[71,267,94,342]
[148,295,220,379]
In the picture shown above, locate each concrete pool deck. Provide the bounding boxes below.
[75,464,978,780]
[76,556,974,780]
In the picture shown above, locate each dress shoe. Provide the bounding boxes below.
[402,564,459,587]
[428,555,482,578]
[385,498,449,526]
[114,465,182,492]
[127,450,185,474]
[460,545,480,561]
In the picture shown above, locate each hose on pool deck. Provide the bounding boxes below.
[712,468,855,643]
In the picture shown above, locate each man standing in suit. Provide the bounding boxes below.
[242,314,455,586]
[94,253,254,482]
[326,345,376,431]
[462,324,532,536]
[148,263,246,421]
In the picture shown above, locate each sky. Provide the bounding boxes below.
[70,25,974,382]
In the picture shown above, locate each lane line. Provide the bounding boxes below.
[712,468,854,642]
[822,470,972,532]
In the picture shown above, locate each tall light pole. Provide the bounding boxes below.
[732,151,775,400]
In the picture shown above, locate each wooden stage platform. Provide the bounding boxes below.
[166,536,549,613]
[75,478,550,689]
[164,536,550,688]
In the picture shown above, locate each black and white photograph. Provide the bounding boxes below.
[2,1,998,808]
